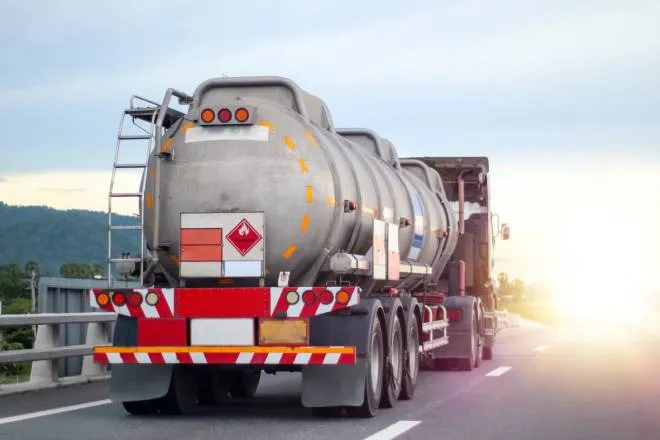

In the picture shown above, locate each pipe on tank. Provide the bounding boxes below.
[458,170,468,235]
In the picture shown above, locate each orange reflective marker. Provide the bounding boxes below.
[336,290,350,305]
[200,108,215,123]
[97,292,110,307]
[235,107,249,122]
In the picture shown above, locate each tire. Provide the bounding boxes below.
[460,314,478,371]
[347,314,384,418]
[122,399,156,415]
[198,369,231,405]
[230,369,261,399]
[482,345,494,360]
[399,312,420,400]
[159,366,199,414]
[474,314,482,369]
[380,313,404,408]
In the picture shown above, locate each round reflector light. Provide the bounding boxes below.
[96,292,110,307]
[235,107,249,122]
[218,108,232,123]
[128,292,143,307]
[112,291,126,306]
[335,290,350,305]
[200,108,215,123]
[320,290,334,305]
[145,291,160,306]
[285,290,300,305]
[302,290,316,305]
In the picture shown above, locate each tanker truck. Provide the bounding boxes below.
[89,76,510,417]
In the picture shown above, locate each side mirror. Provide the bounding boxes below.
[501,223,510,240]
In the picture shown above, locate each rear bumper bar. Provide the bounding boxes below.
[93,346,356,366]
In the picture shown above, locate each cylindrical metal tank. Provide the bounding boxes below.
[142,77,458,293]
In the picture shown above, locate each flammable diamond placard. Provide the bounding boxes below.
[226,218,263,256]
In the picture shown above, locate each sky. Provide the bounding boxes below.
[1,0,659,296]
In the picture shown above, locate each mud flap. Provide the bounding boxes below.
[108,314,173,402]
[301,298,383,408]
[110,364,174,402]
[434,296,477,359]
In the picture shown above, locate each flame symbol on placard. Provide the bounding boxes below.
[239,223,249,236]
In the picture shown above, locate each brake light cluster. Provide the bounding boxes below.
[199,106,252,125]
[446,308,462,322]
[284,289,350,306]
[95,291,159,307]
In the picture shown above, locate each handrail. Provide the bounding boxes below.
[0,312,116,327]
[0,313,116,392]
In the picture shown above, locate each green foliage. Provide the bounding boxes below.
[0,341,31,378]
[60,263,104,278]
[0,202,138,276]
[0,264,26,299]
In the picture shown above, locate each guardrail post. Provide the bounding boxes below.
[81,322,111,377]
[29,324,60,384]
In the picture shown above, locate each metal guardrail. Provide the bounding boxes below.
[0,313,116,389]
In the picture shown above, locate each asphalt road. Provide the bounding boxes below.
[1,319,659,440]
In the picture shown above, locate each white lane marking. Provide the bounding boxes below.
[0,399,112,425]
[534,345,549,352]
[486,366,513,377]
[363,421,422,440]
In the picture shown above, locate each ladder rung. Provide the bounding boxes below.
[115,163,147,169]
[110,192,142,198]
[125,107,159,116]
[110,258,142,263]
[119,134,151,140]
[110,225,142,231]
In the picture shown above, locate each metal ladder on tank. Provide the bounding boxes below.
[107,90,192,288]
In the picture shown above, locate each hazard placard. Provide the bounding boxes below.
[226,218,263,256]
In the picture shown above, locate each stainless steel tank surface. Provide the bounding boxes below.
[142,77,458,291]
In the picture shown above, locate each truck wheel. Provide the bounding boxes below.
[122,399,156,415]
[230,369,261,399]
[460,315,479,371]
[198,369,231,405]
[347,314,384,418]
[399,312,420,400]
[482,345,494,360]
[159,366,199,414]
[380,313,404,408]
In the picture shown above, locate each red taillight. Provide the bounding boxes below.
[319,290,333,305]
[128,292,143,307]
[302,290,316,305]
[446,308,462,322]
[218,108,232,123]
[112,291,126,306]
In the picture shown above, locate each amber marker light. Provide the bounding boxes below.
[336,290,350,305]
[96,292,110,307]
[235,107,250,122]
[200,108,215,123]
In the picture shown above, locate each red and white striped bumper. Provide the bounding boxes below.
[93,346,356,365]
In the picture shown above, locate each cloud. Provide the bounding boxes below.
[39,187,86,193]
[2,1,658,110]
